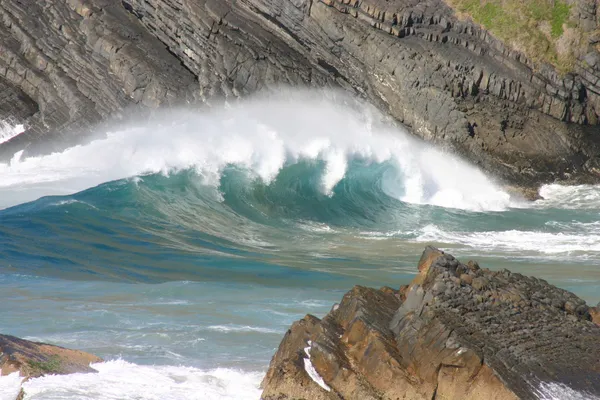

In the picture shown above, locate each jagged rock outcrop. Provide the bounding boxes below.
[261,246,600,399]
[0,334,101,378]
[1,0,600,188]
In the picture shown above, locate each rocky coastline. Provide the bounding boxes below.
[0,334,102,400]
[261,246,600,399]
[1,0,600,191]
[2,247,600,399]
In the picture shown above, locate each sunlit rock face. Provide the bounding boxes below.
[261,246,600,400]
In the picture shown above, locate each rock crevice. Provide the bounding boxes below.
[261,246,600,399]
[2,0,600,187]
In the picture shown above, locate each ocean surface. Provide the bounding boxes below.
[0,91,599,400]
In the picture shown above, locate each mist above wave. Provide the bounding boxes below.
[0,90,510,212]
[0,118,25,145]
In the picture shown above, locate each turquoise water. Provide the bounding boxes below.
[0,92,599,399]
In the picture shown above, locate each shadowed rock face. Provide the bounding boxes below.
[261,247,600,400]
[0,334,102,378]
[1,0,600,187]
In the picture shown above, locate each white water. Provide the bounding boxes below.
[537,184,600,209]
[2,360,262,400]
[0,119,25,145]
[534,381,600,400]
[0,90,510,211]
[303,341,331,392]
[1,90,600,400]
[0,373,22,400]
[413,224,600,258]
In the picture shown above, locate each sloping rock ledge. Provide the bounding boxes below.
[261,246,600,400]
[0,334,102,399]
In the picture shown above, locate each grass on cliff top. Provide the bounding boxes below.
[447,0,579,73]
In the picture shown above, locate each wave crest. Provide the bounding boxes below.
[0,90,510,212]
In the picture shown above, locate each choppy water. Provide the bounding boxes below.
[0,91,599,400]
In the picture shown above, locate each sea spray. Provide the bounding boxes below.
[0,118,25,145]
[16,360,262,400]
[0,90,510,212]
[1,90,600,400]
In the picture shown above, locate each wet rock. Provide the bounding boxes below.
[590,306,600,326]
[0,334,101,378]
[262,247,600,399]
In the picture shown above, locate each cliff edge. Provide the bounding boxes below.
[261,246,600,399]
[1,0,600,188]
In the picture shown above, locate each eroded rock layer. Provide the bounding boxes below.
[261,247,600,399]
[1,0,600,186]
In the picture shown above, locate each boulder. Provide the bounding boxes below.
[0,334,101,378]
[262,246,600,399]
[591,305,600,326]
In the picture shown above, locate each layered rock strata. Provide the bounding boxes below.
[261,246,600,399]
[1,0,600,187]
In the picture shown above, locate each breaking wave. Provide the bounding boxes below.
[0,90,510,212]
[5,360,262,400]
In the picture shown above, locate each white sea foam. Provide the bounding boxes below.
[414,224,600,256]
[0,372,22,400]
[533,381,600,400]
[0,90,510,211]
[303,341,331,392]
[1,360,263,400]
[537,184,600,209]
[0,119,25,145]
[206,325,281,334]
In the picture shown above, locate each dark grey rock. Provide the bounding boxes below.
[1,0,600,189]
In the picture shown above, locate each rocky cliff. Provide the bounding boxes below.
[1,0,600,188]
[261,246,600,399]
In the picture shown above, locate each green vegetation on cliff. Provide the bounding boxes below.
[447,0,580,72]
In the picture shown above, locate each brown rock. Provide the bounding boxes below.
[415,245,445,285]
[471,276,490,291]
[590,306,600,326]
[467,260,480,272]
[460,273,473,285]
[0,334,101,378]
[398,284,409,301]
[262,247,600,400]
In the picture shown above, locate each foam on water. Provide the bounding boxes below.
[2,360,263,400]
[0,119,25,145]
[414,224,600,257]
[2,89,600,400]
[533,381,600,400]
[538,184,600,209]
[206,325,281,334]
[0,90,510,212]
